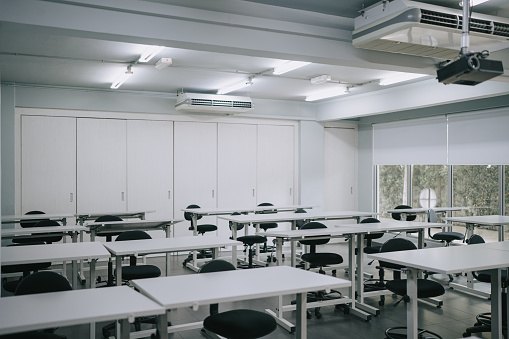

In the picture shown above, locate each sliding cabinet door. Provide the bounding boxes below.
[173,121,217,237]
[21,115,76,215]
[127,120,173,228]
[217,123,257,238]
[77,118,127,214]
[324,127,357,213]
[257,124,295,206]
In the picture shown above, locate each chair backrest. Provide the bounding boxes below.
[184,204,202,222]
[299,222,329,250]
[198,260,236,315]
[391,205,416,221]
[228,212,244,231]
[256,202,277,214]
[467,234,485,245]
[294,208,307,229]
[379,238,417,269]
[95,215,123,222]
[14,271,72,296]
[33,219,63,244]
[427,209,438,223]
[360,217,383,241]
[20,210,48,228]
[116,230,152,265]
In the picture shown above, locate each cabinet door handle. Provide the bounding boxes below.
[121,192,125,201]
[253,189,255,197]
[70,193,73,202]
[212,190,215,198]
[289,188,292,196]
[168,190,171,199]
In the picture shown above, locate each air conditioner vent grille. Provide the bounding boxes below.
[188,98,253,108]
[233,101,253,108]
[420,9,459,29]
[493,22,509,37]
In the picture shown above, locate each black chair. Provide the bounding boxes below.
[298,222,346,319]
[236,235,267,269]
[294,208,308,229]
[360,217,383,255]
[199,260,277,339]
[228,212,244,239]
[390,205,416,221]
[94,215,123,286]
[0,271,72,339]
[380,238,445,339]
[463,234,507,338]
[102,230,163,338]
[182,204,218,266]
[255,202,279,263]
[13,211,51,244]
[1,219,60,293]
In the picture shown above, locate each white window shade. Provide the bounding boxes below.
[448,109,509,165]
[373,116,447,165]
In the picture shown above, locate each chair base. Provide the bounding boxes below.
[385,326,442,339]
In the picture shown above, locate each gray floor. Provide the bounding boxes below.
[2,241,496,339]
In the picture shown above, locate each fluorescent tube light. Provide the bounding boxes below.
[217,78,253,95]
[111,66,133,89]
[379,73,426,86]
[460,0,490,6]
[138,45,165,63]
[310,75,332,85]
[273,61,311,75]
[305,88,348,101]
[155,58,173,70]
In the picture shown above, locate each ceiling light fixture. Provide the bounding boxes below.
[110,65,133,89]
[305,88,349,101]
[310,75,332,85]
[273,61,311,75]
[217,78,253,95]
[460,0,490,7]
[155,57,173,70]
[379,73,427,86]
[138,45,165,63]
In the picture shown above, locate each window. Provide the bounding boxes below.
[411,165,448,209]
[378,165,406,220]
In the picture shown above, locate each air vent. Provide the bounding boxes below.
[175,93,254,114]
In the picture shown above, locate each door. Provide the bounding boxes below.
[21,115,76,215]
[173,121,218,237]
[77,118,127,214]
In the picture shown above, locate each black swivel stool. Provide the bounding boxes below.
[199,260,277,339]
[236,235,267,269]
[182,204,218,267]
[94,215,123,286]
[391,205,416,221]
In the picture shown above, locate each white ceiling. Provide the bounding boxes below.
[1,0,509,103]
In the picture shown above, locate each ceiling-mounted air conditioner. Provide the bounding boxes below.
[353,0,509,59]
[175,92,254,114]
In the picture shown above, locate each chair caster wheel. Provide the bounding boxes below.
[379,295,385,306]
[306,310,312,319]
[272,257,277,262]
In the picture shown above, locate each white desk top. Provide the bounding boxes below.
[1,241,111,265]
[0,286,165,335]
[1,224,86,238]
[1,213,75,223]
[337,221,442,233]
[384,207,469,214]
[181,205,314,216]
[103,236,241,256]
[218,210,377,224]
[442,215,509,226]
[85,219,184,232]
[368,243,509,275]
[76,210,156,219]
[132,265,350,309]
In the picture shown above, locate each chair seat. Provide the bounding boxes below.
[386,278,445,299]
[196,224,218,234]
[237,235,267,246]
[300,252,343,267]
[259,222,278,231]
[432,231,464,242]
[119,265,161,280]
[203,309,277,339]
[363,245,381,254]
[475,269,508,283]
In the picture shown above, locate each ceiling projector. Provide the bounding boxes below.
[436,51,504,86]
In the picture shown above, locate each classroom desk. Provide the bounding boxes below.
[102,236,241,285]
[442,215,509,242]
[85,219,182,240]
[1,213,75,225]
[219,210,377,268]
[0,286,166,339]
[260,221,443,321]
[368,243,509,339]
[384,206,469,221]
[1,241,110,289]
[132,265,351,339]
[75,210,156,225]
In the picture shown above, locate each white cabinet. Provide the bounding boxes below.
[127,120,173,221]
[217,123,257,238]
[21,115,76,215]
[173,121,218,237]
[76,118,127,214]
[257,125,295,206]
[324,127,357,213]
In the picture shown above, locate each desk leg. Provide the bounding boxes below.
[116,256,123,286]
[118,319,129,339]
[232,223,238,267]
[491,268,502,339]
[407,268,418,339]
[295,292,306,339]
[72,259,78,289]
[89,259,96,339]
[156,312,168,339]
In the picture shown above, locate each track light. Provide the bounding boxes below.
[217,78,253,95]
[305,88,349,101]
[111,66,133,89]
[379,73,426,86]
[138,45,165,63]
[273,61,311,75]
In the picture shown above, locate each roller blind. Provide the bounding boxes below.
[373,116,447,165]
[448,108,509,165]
